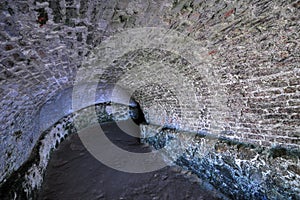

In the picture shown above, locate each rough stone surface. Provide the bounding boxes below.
[0,0,299,198]
[141,124,300,200]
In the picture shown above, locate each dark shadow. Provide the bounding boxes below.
[129,100,147,125]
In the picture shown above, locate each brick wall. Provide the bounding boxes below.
[0,0,299,190]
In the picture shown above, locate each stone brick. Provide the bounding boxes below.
[284,87,297,93]
[291,114,300,120]
[246,134,264,140]
[278,107,300,114]
[4,44,14,51]
[289,78,300,86]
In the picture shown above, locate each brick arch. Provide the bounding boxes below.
[0,0,299,193]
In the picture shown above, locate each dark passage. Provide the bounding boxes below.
[38,121,224,200]
[129,101,147,126]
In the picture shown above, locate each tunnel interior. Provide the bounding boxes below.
[0,0,300,199]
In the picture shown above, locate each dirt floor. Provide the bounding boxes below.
[38,121,226,200]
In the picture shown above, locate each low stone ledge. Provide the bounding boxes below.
[141,124,300,200]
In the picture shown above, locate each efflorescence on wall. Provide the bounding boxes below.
[141,124,300,199]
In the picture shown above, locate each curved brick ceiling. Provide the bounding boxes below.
[0,0,299,186]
